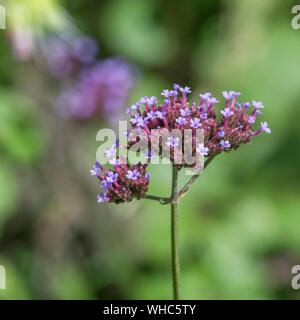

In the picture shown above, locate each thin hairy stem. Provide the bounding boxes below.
[143,155,217,299]
[171,166,181,300]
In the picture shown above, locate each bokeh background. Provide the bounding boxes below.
[0,0,300,299]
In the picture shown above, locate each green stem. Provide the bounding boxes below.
[171,166,181,300]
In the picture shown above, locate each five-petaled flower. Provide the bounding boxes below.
[218,129,225,137]
[199,92,211,100]
[147,111,157,120]
[180,86,191,94]
[90,162,101,176]
[180,108,191,117]
[260,121,271,134]
[176,117,187,126]
[248,116,256,124]
[101,180,112,190]
[190,118,201,128]
[97,193,107,203]
[166,136,180,148]
[220,108,234,118]
[220,140,231,148]
[106,171,119,183]
[161,89,171,98]
[196,143,209,156]
[222,90,241,100]
[126,169,140,180]
[252,100,264,109]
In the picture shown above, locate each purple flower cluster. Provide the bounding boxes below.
[126,85,271,168]
[90,161,150,204]
[10,31,136,123]
[56,58,135,122]
[44,35,98,78]
[44,35,136,122]
[91,84,271,204]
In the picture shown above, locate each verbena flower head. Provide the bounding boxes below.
[91,160,150,204]
[91,86,271,301]
[126,85,270,168]
[92,84,270,204]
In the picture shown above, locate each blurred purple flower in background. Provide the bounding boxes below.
[9,31,136,125]
[44,35,98,78]
[56,57,136,123]
[9,29,35,61]
[41,34,136,124]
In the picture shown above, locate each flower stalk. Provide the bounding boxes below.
[171,166,181,299]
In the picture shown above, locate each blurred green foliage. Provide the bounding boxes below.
[0,90,43,164]
[5,0,69,33]
[0,0,300,300]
